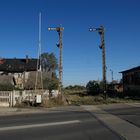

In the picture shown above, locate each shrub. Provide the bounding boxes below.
[0,84,14,91]
[86,80,100,95]
[0,75,14,91]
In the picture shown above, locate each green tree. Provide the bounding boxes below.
[25,52,59,91]
[65,85,86,90]
[41,52,59,93]
[43,75,59,97]
[86,80,100,95]
[43,77,58,91]
[41,52,58,78]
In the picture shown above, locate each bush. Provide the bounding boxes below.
[65,85,86,90]
[86,80,100,95]
[43,77,58,90]
[0,84,14,91]
[0,75,14,91]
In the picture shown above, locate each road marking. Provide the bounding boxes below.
[0,120,81,131]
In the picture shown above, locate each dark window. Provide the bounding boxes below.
[135,72,140,85]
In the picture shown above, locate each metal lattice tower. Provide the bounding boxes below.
[35,12,43,92]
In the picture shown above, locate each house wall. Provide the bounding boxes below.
[122,69,140,94]
[123,85,140,91]
[0,71,34,89]
[13,72,30,88]
[114,84,123,92]
[123,70,140,85]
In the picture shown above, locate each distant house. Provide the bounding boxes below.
[0,56,38,89]
[120,66,140,94]
[107,82,123,93]
[114,83,123,93]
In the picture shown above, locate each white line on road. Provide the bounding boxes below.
[0,120,81,131]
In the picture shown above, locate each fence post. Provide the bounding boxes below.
[9,91,12,107]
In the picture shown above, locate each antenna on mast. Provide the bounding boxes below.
[39,12,42,71]
[35,12,43,92]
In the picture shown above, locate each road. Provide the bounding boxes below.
[0,104,139,140]
[101,103,140,127]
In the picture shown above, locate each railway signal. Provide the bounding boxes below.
[48,26,64,95]
[89,26,107,97]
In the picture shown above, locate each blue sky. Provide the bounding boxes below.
[0,0,140,86]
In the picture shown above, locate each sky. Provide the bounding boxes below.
[0,0,140,86]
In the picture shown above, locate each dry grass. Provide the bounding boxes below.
[66,94,110,105]
[42,94,68,108]
[64,90,139,105]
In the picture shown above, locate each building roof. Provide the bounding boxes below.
[0,58,38,73]
[120,66,140,73]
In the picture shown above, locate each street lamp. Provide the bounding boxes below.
[89,26,107,97]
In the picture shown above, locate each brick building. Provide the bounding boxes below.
[120,66,140,94]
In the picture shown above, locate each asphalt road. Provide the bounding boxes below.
[101,103,140,128]
[0,106,124,140]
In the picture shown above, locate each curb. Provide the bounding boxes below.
[82,105,140,140]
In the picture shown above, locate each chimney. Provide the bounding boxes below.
[0,58,5,64]
[26,55,29,64]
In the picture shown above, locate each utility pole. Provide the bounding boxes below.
[89,26,107,97]
[48,26,64,95]
[110,69,113,83]
[110,69,114,90]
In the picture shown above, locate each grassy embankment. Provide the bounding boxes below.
[64,89,140,105]
[15,90,140,108]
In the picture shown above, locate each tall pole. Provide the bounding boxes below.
[57,28,63,95]
[48,26,64,95]
[110,69,113,83]
[39,12,42,71]
[35,12,43,92]
[89,26,107,96]
[100,26,106,94]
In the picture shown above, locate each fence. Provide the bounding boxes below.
[0,91,11,107]
[0,90,59,107]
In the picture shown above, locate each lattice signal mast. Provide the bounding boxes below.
[48,26,64,95]
[89,26,107,96]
